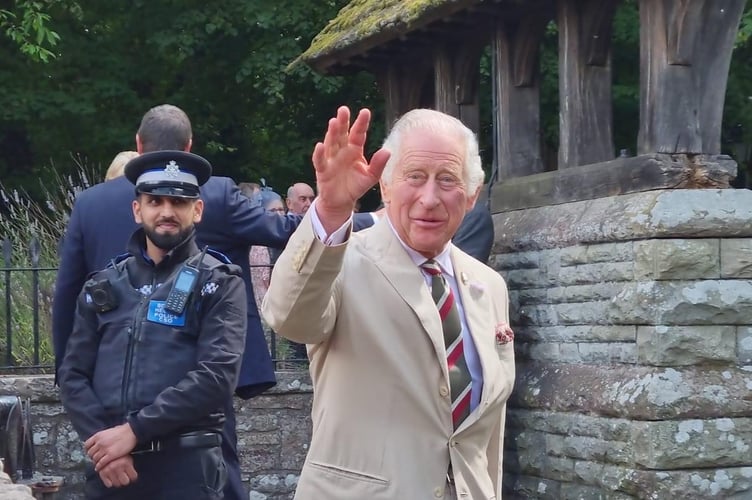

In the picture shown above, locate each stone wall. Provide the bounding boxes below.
[0,371,312,500]
[494,189,752,499]
[3,188,752,499]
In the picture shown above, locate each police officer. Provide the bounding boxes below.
[59,150,247,499]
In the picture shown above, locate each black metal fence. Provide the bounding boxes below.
[0,237,305,373]
[0,237,56,372]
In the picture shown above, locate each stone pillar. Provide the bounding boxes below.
[493,188,752,498]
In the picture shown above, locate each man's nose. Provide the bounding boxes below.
[419,181,441,207]
[160,200,179,215]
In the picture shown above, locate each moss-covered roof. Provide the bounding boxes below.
[298,0,483,74]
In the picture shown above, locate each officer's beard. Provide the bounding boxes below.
[144,224,194,251]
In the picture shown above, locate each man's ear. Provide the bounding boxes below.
[465,185,481,212]
[132,199,142,223]
[185,137,192,152]
[193,199,204,223]
[135,134,144,154]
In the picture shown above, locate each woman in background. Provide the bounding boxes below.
[248,189,285,305]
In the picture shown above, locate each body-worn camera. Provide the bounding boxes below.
[84,278,119,313]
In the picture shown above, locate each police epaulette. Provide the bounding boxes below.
[205,248,232,264]
[107,252,132,268]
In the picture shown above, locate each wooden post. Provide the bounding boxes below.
[376,60,432,131]
[558,0,619,168]
[493,12,550,180]
[638,0,746,154]
[433,38,485,135]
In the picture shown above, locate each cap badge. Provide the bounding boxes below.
[164,160,181,178]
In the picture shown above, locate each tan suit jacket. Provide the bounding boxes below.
[262,213,515,500]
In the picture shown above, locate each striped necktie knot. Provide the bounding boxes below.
[421,259,442,276]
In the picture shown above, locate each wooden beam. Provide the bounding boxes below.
[493,10,551,180]
[433,36,486,134]
[490,153,737,212]
[637,0,746,155]
[557,0,619,169]
[375,59,432,131]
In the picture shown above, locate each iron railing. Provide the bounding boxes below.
[0,238,305,372]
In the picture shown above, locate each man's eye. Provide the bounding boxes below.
[438,175,460,187]
[405,172,427,185]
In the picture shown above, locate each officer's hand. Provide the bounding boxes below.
[98,455,138,488]
[85,423,137,472]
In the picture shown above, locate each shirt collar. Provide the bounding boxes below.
[384,215,454,278]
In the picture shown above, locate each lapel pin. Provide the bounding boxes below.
[460,272,469,285]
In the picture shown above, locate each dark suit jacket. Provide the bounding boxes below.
[52,175,373,398]
[452,199,494,264]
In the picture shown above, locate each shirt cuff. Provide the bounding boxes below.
[310,200,352,245]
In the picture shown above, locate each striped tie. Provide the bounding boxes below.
[422,260,472,428]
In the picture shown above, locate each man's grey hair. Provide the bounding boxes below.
[380,109,485,193]
[137,104,192,153]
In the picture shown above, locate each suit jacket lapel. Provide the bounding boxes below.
[360,220,447,368]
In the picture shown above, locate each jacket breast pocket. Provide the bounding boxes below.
[494,341,514,362]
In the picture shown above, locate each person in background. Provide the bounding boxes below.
[285,182,315,215]
[104,151,139,181]
[60,151,246,498]
[237,182,260,199]
[52,104,377,499]
[283,182,316,362]
[53,105,277,500]
[451,188,494,264]
[262,106,515,500]
[249,189,285,305]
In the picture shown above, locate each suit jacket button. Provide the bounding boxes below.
[439,386,449,397]
[434,486,444,498]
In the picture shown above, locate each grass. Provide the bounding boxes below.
[0,157,100,368]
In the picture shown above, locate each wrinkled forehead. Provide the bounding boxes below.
[398,131,465,170]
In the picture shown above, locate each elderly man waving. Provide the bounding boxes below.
[262,106,515,500]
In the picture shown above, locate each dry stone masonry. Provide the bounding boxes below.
[494,189,752,499]
[0,372,312,500]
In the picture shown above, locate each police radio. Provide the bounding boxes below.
[164,246,208,315]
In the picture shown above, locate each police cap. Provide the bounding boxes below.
[124,150,211,199]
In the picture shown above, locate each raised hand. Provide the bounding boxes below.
[312,106,390,233]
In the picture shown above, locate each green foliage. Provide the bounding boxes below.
[738,2,752,45]
[0,0,69,62]
[0,0,749,194]
[0,0,382,195]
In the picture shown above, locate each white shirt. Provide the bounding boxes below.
[310,202,483,412]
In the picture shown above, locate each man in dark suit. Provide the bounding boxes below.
[52,104,374,499]
[452,188,494,264]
